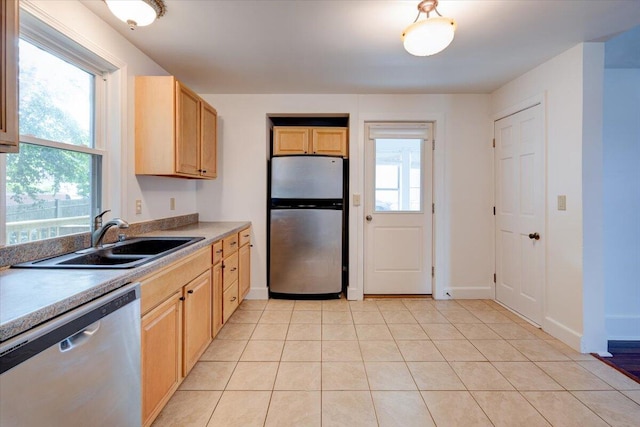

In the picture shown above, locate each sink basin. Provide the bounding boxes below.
[12,236,205,269]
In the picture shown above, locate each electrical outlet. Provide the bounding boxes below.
[170,197,175,211]
[353,193,361,206]
[135,199,142,215]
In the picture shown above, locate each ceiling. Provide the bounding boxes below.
[80,0,640,94]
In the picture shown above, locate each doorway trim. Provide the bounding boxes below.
[349,112,447,300]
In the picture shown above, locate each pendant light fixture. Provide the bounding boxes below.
[104,0,166,30]
[402,0,456,56]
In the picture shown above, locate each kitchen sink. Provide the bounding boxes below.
[12,236,205,269]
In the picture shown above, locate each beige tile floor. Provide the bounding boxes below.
[152,298,640,427]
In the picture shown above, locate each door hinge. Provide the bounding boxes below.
[493,273,496,283]
[493,206,495,215]
[432,203,435,214]
[432,266,435,277]
[492,138,495,148]
[432,140,435,151]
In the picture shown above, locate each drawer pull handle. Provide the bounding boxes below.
[216,249,223,254]
[243,234,250,238]
[187,290,194,294]
[230,297,237,302]
[179,296,185,301]
[230,267,237,272]
[230,242,237,246]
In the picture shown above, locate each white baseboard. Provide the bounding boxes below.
[245,286,268,300]
[442,286,493,300]
[347,286,361,301]
[543,316,582,351]
[605,315,640,340]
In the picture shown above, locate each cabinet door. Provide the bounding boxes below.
[141,291,182,426]
[183,270,213,374]
[312,128,348,157]
[239,243,251,302]
[200,101,217,178]
[175,81,200,176]
[273,127,309,155]
[0,0,18,153]
[212,262,223,337]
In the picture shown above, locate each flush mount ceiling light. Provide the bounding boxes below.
[402,0,456,56]
[104,0,166,30]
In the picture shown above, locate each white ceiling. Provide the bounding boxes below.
[80,0,640,94]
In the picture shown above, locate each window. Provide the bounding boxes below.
[374,138,423,211]
[2,11,114,245]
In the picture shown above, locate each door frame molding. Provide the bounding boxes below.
[349,113,447,300]
[492,92,547,323]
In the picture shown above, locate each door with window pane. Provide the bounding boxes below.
[364,123,433,294]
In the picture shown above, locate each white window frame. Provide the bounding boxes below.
[0,8,117,245]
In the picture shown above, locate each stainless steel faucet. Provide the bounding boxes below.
[92,210,129,248]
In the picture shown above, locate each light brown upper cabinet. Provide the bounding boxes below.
[1,0,19,153]
[273,126,348,157]
[135,76,217,179]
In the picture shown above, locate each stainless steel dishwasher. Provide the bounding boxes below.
[0,282,141,427]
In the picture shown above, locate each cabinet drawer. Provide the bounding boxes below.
[212,240,223,265]
[223,251,239,290]
[141,246,212,315]
[223,233,239,256]
[239,227,251,247]
[222,282,239,323]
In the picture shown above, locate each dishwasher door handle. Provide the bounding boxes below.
[59,321,101,352]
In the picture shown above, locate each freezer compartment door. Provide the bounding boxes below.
[271,156,343,199]
[270,209,342,295]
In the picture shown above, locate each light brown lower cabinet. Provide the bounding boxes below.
[212,250,223,338]
[140,246,212,427]
[239,240,251,302]
[141,291,182,426]
[183,270,213,374]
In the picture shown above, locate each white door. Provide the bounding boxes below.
[495,104,545,324]
[364,123,433,294]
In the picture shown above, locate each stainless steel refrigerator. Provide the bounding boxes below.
[269,156,344,298]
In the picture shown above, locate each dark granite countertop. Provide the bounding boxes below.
[0,221,250,342]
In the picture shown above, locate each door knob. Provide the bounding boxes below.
[366,215,372,222]
[528,232,540,240]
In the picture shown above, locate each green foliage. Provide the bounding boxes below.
[6,58,92,204]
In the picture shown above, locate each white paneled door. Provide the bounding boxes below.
[364,123,433,295]
[495,104,545,324]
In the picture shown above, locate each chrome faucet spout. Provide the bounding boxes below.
[92,218,129,248]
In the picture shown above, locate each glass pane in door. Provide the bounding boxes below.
[374,138,422,212]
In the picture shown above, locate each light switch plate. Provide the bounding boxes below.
[135,199,142,215]
[558,195,566,211]
[353,193,361,206]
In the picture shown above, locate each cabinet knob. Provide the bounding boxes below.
[231,267,237,272]
[179,296,185,301]
[187,289,194,294]
[216,249,223,254]
[231,242,237,246]
[202,170,207,174]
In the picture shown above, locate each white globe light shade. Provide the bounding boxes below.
[105,0,158,27]
[402,16,457,56]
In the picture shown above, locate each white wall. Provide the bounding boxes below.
[26,0,198,223]
[603,69,640,340]
[196,94,493,301]
[491,43,607,353]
